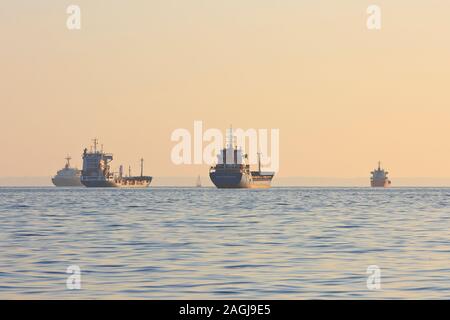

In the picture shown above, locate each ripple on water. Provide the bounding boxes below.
[0,187,449,299]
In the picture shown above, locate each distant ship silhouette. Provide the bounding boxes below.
[196,175,202,187]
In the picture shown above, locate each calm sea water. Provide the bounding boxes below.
[0,187,449,299]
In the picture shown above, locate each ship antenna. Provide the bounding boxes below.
[228,125,233,149]
[140,158,144,177]
[92,138,98,153]
[378,161,381,170]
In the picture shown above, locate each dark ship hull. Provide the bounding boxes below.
[80,180,118,188]
[370,178,391,188]
[209,170,273,189]
[81,177,152,188]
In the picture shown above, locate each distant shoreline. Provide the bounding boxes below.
[2,176,450,187]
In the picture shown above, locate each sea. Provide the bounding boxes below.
[0,187,449,299]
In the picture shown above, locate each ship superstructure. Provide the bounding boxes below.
[370,161,391,187]
[52,156,83,187]
[80,139,152,188]
[209,128,274,188]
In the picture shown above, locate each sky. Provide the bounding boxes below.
[1,1,450,185]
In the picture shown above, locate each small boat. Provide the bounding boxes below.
[196,175,202,187]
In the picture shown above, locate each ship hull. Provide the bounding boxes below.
[80,180,120,188]
[209,171,273,189]
[81,177,152,188]
[371,179,391,188]
[52,177,83,187]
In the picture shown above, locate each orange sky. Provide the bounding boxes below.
[1,1,450,183]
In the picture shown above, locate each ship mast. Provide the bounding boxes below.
[92,138,98,153]
[228,125,233,149]
[257,152,261,173]
[65,155,72,169]
[140,158,144,177]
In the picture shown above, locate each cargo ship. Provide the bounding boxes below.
[209,128,274,188]
[370,161,391,187]
[52,156,83,187]
[80,139,152,188]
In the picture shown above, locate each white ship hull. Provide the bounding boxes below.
[52,176,83,187]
